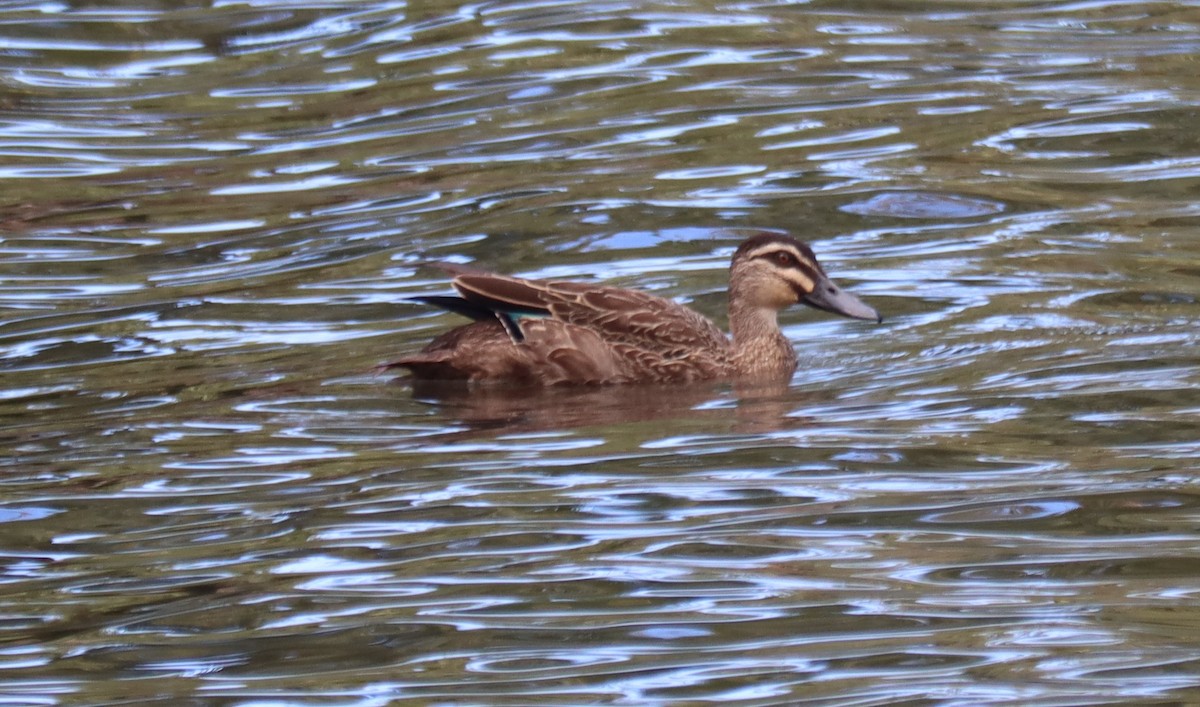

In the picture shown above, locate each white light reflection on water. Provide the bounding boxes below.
[0,0,1199,704]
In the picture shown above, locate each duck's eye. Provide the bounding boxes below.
[774,251,796,267]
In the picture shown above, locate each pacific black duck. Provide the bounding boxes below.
[386,233,880,385]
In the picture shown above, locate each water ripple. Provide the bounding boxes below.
[2,0,1200,704]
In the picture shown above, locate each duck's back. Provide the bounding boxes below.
[390,272,734,385]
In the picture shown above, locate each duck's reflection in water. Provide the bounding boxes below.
[404,378,823,437]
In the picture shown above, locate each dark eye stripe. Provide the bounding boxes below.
[747,245,800,262]
[793,260,820,285]
[749,247,819,278]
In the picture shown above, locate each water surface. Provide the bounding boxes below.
[3,1,1200,704]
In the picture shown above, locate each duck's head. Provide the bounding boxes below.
[730,233,881,323]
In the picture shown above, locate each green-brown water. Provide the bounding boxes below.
[3,1,1200,704]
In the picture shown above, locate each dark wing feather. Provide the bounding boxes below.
[452,273,557,317]
[408,295,494,321]
[448,271,729,355]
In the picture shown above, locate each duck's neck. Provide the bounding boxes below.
[728,298,798,379]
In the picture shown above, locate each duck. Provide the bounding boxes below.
[384,233,880,386]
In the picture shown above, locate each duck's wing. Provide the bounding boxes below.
[450,271,729,353]
[409,263,546,341]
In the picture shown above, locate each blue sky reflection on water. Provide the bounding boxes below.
[0,0,1199,704]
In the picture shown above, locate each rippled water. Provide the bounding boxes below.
[3,1,1200,703]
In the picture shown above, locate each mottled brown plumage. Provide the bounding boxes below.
[386,233,880,385]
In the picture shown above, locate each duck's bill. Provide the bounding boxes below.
[802,278,881,323]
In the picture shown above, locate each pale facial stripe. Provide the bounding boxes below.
[744,244,820,293]
[780,268,814,293]
[743,243,801,261]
